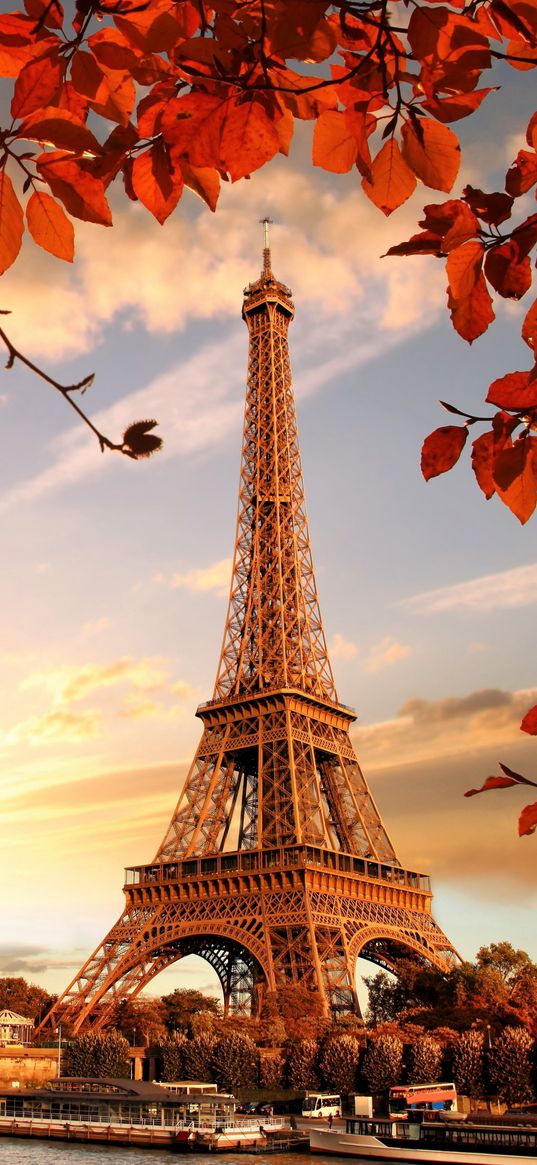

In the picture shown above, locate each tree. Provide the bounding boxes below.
[285,1037,321,1091]
[212,1031,258,1092]
[262,986,328,1040]
[159,1032,188,1082]
[112,995,168,1045]
[489,1026,535,1106]
[258,1050,285,1090]
[182,1033,216,1082]
[0,0,535,512]
[0,976,55,1024]
[452,1030,486,1099]
[407,1035,442,1085]
[319,1033,360,1093]
[161,988,222,1035]
[362,1033,404,1093]
[63,1029,130,1077]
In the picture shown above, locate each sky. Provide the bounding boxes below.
[0,61,536,1006]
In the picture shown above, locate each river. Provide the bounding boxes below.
[0,1144,373,1165]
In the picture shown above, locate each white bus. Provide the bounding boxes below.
[302,1093,341,1119]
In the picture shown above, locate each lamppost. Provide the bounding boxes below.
[56,1023,62,1078]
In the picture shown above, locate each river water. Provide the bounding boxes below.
[0,1144,372,1165]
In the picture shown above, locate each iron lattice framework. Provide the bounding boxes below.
[38,231,457,1036]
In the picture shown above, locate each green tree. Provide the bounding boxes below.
[319,1034,360,1093]
[362,1034,404,1094]
[452,1031,486,1099]
[286,1038,321,1091]
[63,1030,130,1078]
[212,1032,258,1093]
[408,1036,442,1085]
[489,1027,535,1107]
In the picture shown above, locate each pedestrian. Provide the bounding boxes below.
[328,1113,333,1129]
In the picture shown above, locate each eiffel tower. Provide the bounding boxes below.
[38,225,457,1035]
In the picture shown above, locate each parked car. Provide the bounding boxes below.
[235,1102,257,1115]
[256,1103,274,1116]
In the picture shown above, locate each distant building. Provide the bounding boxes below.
[0,1010,33,1047]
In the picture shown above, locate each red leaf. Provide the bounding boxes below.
[521,705,537,735]
[484,242,532,300]
[26,190,74,261]
[519,802,537,837]
[36,151,112,226]
[131,144,183,224]
[465,775,519,797]
[0,171,24,275]
[486,370,537,410]
[313,110,358,174]
[422,88,495,124]
[218,99,281,182]
[446,241,495,342]
[20,107,103,156]
[361,139,416,215]
[462,186,513,226]
[499,761,536,784]
[493,438,537,523]
[471,431,496,499]
[401,119,461,192]
[506,150,537,196]
[180,162,220,212]
[11,52,63,119]
[421,425,468,480]
[385,231,444,257]
[522,299,537,354]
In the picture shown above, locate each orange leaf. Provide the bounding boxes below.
[462,186,513,226]
[506,150,537,196]
[519,802,537,836]
[131,145,183,224]
[485,242,532,300]
[486,370,537,410]
[26,190,74,261]
[401,119,461,193]
[361,139,416,215]
[0,171,24,275]
[20,107,103,155]
[521,704,537,735]
[36,151,112,226]
[446,241,495,341]
[180,162,220,212]
[471,431,496,499]
[71,49,135,126]
[522,299,537,354]
[422,88,495,124]
[421,425,468,480]
[312,110,358,173]
[11,51,63,119]
[218,100,281,182]
[493,438,537,523]
[465,775,519,797]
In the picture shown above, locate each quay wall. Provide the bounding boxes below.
[0,1049,58,1087]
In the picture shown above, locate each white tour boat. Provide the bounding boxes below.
[309,1115,537,1163]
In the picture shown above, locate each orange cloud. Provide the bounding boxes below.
[364,635,412,673]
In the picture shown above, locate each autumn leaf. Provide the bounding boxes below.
[520,704,537,735]
[484,243,532,300]
[465,775,521,796]
[180,161,220,212]
[11,51,63,119]
[446,241,495,342]
[362,139,416,215]
[519,802,537,837]
[26,190,74,260]
[522,299,537,354]
[486,370,537,410]
[471,431,496,499]
[35,151,112,226]
[422,88,495,124]
[506,150,537,196]
[312,110,358,173]
[131,144,183,224]
[218,99,281,182]
[493,438,537,523]
[123,420,162,459]
[0,172,24,275]
[421,425,468,480]
[401,119,461,192]
[20,107,103,155]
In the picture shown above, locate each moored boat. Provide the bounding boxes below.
[309,1116,537,1163]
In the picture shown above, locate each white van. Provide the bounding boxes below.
[302,1093,341,1119]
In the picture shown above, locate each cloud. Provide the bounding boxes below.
[356,685,537,772]
[401,563,537,615]
[21,657,169,704]
[330,633,358,660]
[171,557,232,597]
[364,635,412,673]
[3,708,101,747]
[82,616,111,635]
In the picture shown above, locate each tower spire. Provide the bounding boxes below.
[261,215,273,278]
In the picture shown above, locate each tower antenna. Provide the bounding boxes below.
[260,215,273,277]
